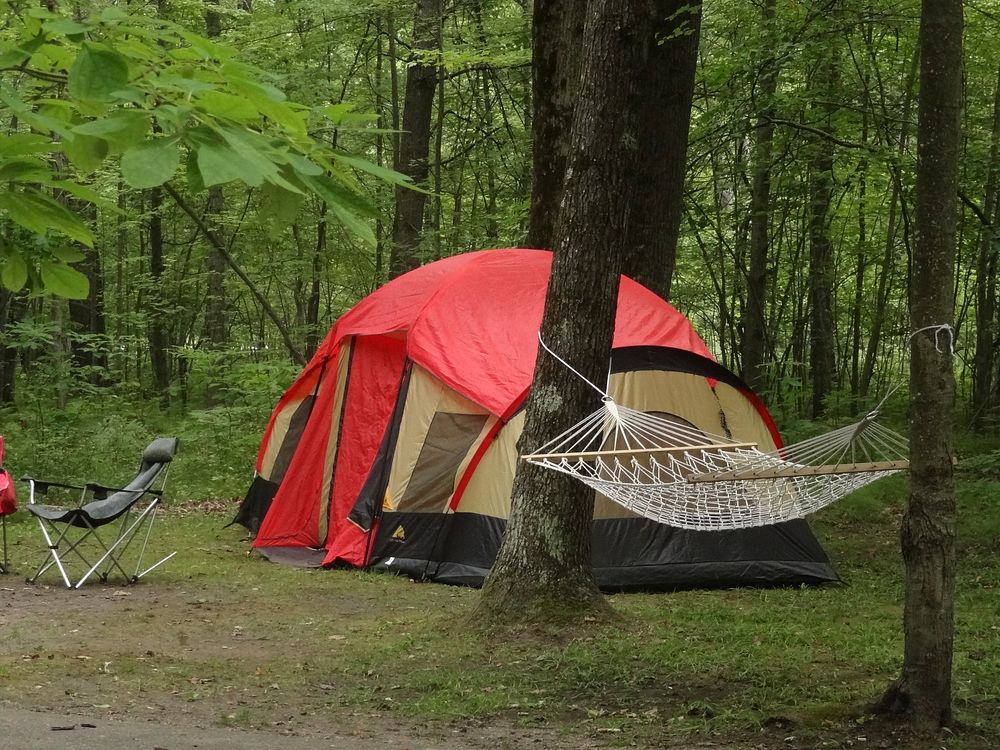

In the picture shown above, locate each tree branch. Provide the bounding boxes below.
[163,182,306,366]
[760,116,871,150]
[958,190,991,226]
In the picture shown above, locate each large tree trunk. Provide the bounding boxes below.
[875,0,961,729]
[740,0,778,394]
[523,0,585,250]
[477,0,673,623]
[972,68,1000,431]
[620,0,702,299]
[388,0,443,278]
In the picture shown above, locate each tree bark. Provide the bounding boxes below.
[875,0,961,729]
[740,0,778,394]
[0,289,23,404]
[523,0,586,250]
[66,206,108,382]
[388,0,443,278]
[620,0,702,300]
[972,68,1000,431]
[477,0,665,624]
[147,187,171,403]
[807,47,839,418]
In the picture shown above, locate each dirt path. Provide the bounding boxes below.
[0,705,618,750]
[0,706,474,750]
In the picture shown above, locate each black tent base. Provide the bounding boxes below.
[248,511,839,591]
[365,511,839,592]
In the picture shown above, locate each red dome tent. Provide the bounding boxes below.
[235,249,836,589]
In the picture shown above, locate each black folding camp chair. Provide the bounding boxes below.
[24,437,178,589]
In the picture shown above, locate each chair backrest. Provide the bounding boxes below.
[85,437,179,523]
[140,437,179,472]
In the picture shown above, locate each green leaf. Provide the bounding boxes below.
[332,152,416,188]
[0,47,30,68]
[185,149,205,192]
[305,174,378,219]
[286,153,324,177]
[322,103,379,128]
[0,158,49,183]
[68,44,130,102]
[196,140,261,187]
[0,134,55,157]
[51,180,110,206]
[51,246,86,262]
[231,80,307,137]
[64,133,109,172]
[327,202,375,246]
[259,182,304,238]
[121,139,181,189]
[44,18,89,34]
[216,126,280,183]
[304,175,376,244]
[196,90,259,123]
[0,190,94,246]
[39,261,90,299]
[1,252,28,292]
[72,111,151,152]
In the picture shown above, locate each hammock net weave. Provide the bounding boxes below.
[522,400,908,531]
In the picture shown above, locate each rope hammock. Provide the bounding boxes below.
[522,397,909,531]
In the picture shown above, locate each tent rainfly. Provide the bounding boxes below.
[234,249,838,590]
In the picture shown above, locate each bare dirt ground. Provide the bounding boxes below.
[0,578,619,750]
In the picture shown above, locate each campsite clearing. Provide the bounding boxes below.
[0,481,997,749]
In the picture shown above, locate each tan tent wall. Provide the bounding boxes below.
[456,411,524,518]
[386,365,494,514]
[258,366,325,480]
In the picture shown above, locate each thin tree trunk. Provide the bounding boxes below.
[807,47,839,418]
[163,184,305,365]
[972,68,1000,430]
[203,0,228,392]
[389,0,443,278]
[147,187,171,403]
[0,289,22,404]
[741,0,778,394]
[860,48,919,399]
[851,115,868,406]
[875,0,961,729]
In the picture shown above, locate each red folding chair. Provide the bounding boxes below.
[0,436,17,573]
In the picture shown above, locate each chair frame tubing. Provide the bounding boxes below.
[26,465,175,589]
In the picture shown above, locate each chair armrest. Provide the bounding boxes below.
[21,477,86,494]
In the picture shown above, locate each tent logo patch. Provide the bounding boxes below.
[391,525,406,542]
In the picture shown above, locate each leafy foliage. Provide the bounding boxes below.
[0,0,407,296]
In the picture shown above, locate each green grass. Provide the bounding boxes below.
[1,398,998,748]
[2,473,997,749]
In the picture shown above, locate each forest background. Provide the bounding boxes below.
[2,0,1000,475]
[0,0,998,745]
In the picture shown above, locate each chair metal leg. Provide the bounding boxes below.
[1,515,7,574]
[28,517,74,588]
[74,502,164,588]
